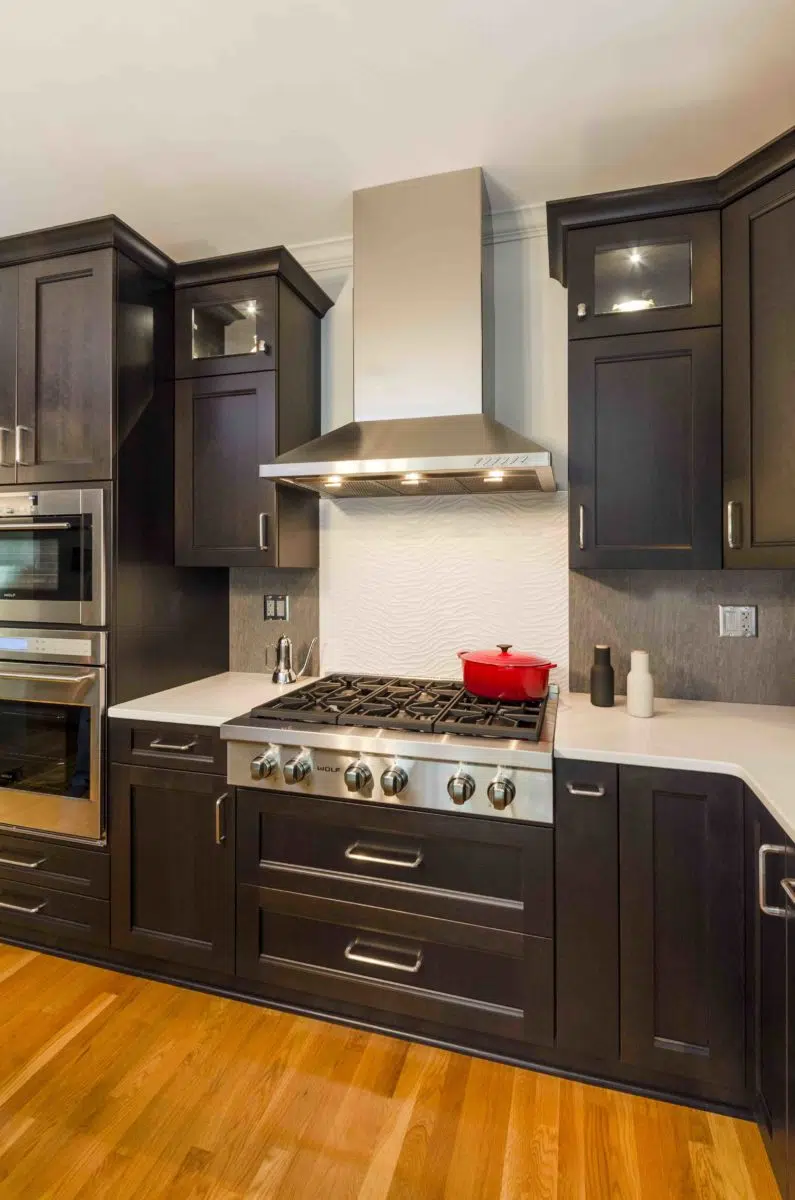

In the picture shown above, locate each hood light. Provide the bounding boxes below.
[401,472,423,485]
[484,470,505,482]
[325,475,343,488]
[612,298,654,313]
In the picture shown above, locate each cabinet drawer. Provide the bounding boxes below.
[0,879,108,949]
[110,720,224,774]
[237,790,552,936]
[237,884,553,1044]
[0,831,108,899]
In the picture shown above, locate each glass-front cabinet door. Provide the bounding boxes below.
[567,211,721,338]
[175,276,278,378]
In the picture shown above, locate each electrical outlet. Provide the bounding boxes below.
[264,595,289,621]
[718,605,757,637]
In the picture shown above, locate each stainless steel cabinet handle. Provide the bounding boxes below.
[215,793,228,845]
[759,844,788,917]
[566,782,606,798]
[0,670,94,685]
[727,501,742,550]
[344,843,423,870]
[0,896,46,915]
[14,425,32,466]
[0,853,46,870]
[0,521,72,532]
[578,505,585,551]
[258,513,269,551]
[148,738,198,753]
[782,878,795,907]
[0,427,12,468]
[344,938,423,975]
[576,302,588,319]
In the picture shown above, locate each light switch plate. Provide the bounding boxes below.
[264,595,290,621]
[718,605,757,637]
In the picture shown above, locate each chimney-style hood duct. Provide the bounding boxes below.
[260,167,556,497]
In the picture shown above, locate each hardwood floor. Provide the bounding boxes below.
[0,942,780,1198]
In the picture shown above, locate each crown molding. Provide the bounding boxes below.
[289,201,548,276]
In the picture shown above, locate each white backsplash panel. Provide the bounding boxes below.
[319,491,568,683]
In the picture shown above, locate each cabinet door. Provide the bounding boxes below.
[16,250,113,483]
[175,276,277,378]
[569,327,721,569]
[110,764,234,973]
[751,798,790,1196]
[175,371,277,567]
[567,211,720,339]
[723,166,795,567]
[619,766,745,1093]
[0,267,18,484]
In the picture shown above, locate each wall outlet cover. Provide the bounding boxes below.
[718,605,757,637]
[264,595,289,621]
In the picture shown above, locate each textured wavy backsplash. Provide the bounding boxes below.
[319,491,569,683]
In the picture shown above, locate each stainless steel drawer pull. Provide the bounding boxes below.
[566,782,606,798]
[727,501,742,550]
[149,738,198,753]
[344,938,423,975]
[258,513,269,551]
[781,878,795,907]
[578,505,585,551]
[0,427,11,468]
[0,670,94,685]
[344,843,423,870]
[14,425,32,466]
[0,896,46,915]
[759,844,788,917]
[0,853,46,870]
[215,793,228,846]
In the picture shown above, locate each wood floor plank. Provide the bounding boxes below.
[0,945,780,1200]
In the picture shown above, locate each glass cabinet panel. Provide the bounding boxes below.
[593,240,692,316]
[192,299,263,360]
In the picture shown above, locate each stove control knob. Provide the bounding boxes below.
[250,749,279,781]
[447,773,475,805]
[381,766,409,797]
[283,755,311,785]
[344,761,373,793]
[488,777,516,811]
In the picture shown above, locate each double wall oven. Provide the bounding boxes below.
[0,489,108,842]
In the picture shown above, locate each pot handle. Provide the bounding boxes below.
[457,649,469,658]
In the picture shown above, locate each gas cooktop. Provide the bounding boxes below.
[249,673,549,743]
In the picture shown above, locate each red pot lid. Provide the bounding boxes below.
[458,644,556,669]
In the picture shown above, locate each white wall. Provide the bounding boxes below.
[291,208,570,681]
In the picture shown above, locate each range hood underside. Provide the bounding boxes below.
[260,414,556,497]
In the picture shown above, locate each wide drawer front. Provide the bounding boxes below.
[0,879,109,948]
[0,830,109,899]
[110,720,224,774]
[237,790,552,936]
[237,884,553,1044]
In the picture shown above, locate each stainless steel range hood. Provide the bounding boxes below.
[260,167,556,497]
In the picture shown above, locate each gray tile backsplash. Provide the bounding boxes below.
[570,570,795,704]
[230,568,319,676]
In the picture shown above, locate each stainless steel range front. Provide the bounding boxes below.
[223,675,557,823]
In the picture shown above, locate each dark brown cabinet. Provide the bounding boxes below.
[567,211,721,339]
[173,254,331,568]
[723,165,795,567]
[0,250,113,484]
[568,327,722,569]
[110,763,235,973]
[619,766,745,1094]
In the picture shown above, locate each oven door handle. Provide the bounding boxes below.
[0,522,74,531]
[0,670,95,685]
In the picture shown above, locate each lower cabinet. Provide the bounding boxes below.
[110,763,235,974]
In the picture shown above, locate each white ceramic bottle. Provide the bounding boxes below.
[626,650,654,718]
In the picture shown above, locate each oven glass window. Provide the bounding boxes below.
[0,702,92,798]
[0,519,90,602]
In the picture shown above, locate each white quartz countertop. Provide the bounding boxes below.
[107,672,318,728]
[555,691,795,841]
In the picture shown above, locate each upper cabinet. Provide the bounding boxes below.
[173,250,333,568]
[723,165,795,567]
[549,124,795,569]
[567,212,720,339]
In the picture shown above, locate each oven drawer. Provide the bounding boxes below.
[237,884,553,1044]
[0,879,109,948]
[236,789,553,936]
[110,720,225,774]
[0,831,108,899]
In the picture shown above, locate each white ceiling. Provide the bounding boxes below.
[1,0,793,259]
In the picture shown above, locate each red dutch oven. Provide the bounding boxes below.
[458,644,556,702]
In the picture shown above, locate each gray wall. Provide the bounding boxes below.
[570,570,795,705]
[230,568,319,675]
